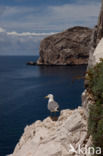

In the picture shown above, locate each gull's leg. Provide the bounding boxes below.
[50,112,54,120]
[54,111,56,117]
[50,111,52,117]
[53,111,57,121]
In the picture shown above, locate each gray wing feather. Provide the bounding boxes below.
[48,101,59,112]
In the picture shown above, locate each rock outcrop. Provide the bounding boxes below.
[92,38,103,66]
[9,107,92,156]
[96,0,103,43]
[37,26,92,65]
[81,37,103,156]
[88,0,103,67]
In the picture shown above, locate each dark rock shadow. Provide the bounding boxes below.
[50,116,59,121]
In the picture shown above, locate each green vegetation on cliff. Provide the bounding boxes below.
[87,60,103,155]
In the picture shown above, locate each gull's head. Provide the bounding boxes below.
[45,94,54,100]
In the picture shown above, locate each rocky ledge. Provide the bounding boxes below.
[37,26,92,65]
[10,107,91,156]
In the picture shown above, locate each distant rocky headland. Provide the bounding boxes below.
[37,26,92,65]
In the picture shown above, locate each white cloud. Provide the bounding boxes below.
[7,31,56,36]
[0,27,6,33]
[0,27,55,55]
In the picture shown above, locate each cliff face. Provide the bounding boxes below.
[9,107,91,156]
[83,0,103,129]
[88,0,103,67]
[37,26,92,65]
[97,0,103,42]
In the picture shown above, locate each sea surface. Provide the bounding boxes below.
[0,56,87,156]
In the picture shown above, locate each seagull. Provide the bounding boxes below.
[45,94,59,116]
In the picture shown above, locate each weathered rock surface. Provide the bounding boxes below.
[10,107,91,156]
[37,26,92,65]
[82,90,94,118]
[92,38,103,66]
[81,36,103,156]
[83,37,103,111]
[96,0,103,43]
[88,0,103,67]
[82,36,103,112]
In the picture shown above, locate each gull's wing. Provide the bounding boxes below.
[48,101,59,112]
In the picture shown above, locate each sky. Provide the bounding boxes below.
[0,0,101,55]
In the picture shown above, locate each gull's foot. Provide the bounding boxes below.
[50,116,58,121]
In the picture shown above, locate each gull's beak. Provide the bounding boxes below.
[44,96,48,99]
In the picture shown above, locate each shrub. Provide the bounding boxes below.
[87,60,103,155]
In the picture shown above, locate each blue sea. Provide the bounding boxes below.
[0,56,87,156]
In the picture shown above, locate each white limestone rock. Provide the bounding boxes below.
[10,107,90,156]
[82,90,94,118]
[92,38,103,66]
